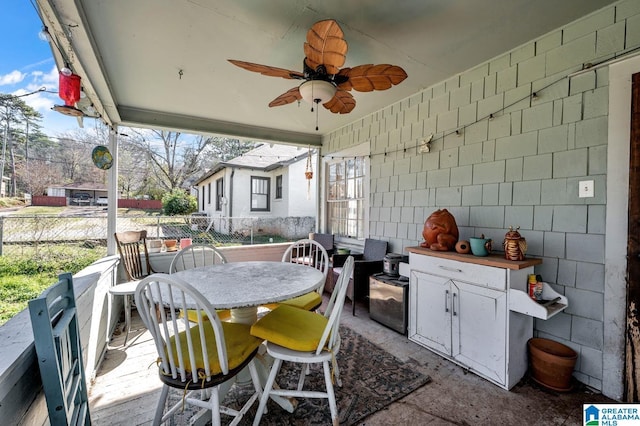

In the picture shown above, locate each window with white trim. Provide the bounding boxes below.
[327,156,365,239]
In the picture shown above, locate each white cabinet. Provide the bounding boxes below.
[411,271,452,354]
[407,247,553,390]
[453,281,507,384]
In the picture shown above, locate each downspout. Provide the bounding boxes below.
[228,169,234,233]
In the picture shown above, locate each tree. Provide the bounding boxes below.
[15,159,62,196]
[0,93,44,196]
[207,136,256,162]
[54,131,108,184]
[117,139,152,198]
[126,130,256,192]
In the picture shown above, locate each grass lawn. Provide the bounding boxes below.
[0,244,106,326]
[0,197,26,209]
[12,206,67,215]
[0,206,157,325]
[0,205,290,325]
[0,273,57,324]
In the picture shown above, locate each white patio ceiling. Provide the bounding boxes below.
[36,0,617,146]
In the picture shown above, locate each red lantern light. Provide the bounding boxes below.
[58,71,81,106]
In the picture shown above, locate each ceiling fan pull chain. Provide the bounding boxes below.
[315,102,320,131]
[311,83,315,112]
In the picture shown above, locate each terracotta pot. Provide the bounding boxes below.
[164,239,178,252]
[527,338,577,391]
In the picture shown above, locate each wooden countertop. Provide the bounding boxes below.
[406,246,542,270]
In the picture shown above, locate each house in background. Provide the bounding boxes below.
[195,144,318,239]
[46,183,108,205]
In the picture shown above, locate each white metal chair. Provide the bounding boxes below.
[135,273,263,426]
[274,238,330,311]
[169,243,228,272]
[250,256,355,425]
[169,243,231,322]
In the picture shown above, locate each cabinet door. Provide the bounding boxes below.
[451,281,507,385]
[409,270,452,355]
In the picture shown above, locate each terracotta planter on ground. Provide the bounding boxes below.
[528,338,577,391]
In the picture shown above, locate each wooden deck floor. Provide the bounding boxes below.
[89,317,163,425]
[88,299,423,425]
[89,300,613,426]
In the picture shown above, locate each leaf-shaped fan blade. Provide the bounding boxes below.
[337,64,407,92]
[228,60,304,80]
[268,87,302,107]
[303,19,347,75]
[323,90,356,114]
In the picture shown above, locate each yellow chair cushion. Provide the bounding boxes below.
[181,308,232,322]
[166,321,262,376]
[279,291,322,311]
[250,305,328,352]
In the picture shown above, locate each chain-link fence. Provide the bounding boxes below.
[0,214,315,257]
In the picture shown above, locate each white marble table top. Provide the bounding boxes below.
[169,261,325,309]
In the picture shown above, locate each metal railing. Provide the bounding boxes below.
[0,214,311,256]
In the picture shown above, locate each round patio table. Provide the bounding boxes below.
[166,260,326,415]
[169,260,325,324]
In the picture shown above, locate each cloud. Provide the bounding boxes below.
[41,65,59,85]
[21,58,54,72]
[0,70,25,86]
[23,66,58,92]
[24,91,56,111]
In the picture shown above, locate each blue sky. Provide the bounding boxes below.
[1,1,86,135]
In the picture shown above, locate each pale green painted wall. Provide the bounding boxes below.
[322,0,640,396]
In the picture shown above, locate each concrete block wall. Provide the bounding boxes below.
[322,0,640,393]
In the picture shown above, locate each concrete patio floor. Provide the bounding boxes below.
[89,298,614,425]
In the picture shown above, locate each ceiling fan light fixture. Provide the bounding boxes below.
[299,80,336,105]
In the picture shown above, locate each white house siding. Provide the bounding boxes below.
[198,169,229,218]
[232,170,267,217]
[271,168,289,218]
[286,153,317,217]
[198,156,317,219]
[321,0,640,399]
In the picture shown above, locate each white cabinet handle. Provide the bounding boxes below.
[452,292,458,316]
[445,289,450,313]
[439,265,463,273]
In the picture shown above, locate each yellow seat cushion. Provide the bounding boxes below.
[250,305,328,352]
[279,292,322,311]
[166,321,262,376]
[181,308,232,322]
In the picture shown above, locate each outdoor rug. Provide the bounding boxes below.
[166,325,431,425]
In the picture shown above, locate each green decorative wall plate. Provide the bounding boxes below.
[91,145,113,170]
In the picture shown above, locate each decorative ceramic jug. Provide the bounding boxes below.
[503,226,527,261]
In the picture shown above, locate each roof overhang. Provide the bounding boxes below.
[35,0,618,145]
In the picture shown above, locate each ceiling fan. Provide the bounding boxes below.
[229,19,408,121]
